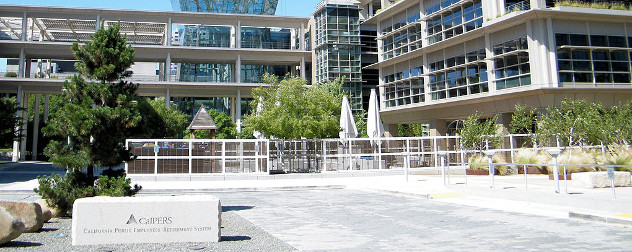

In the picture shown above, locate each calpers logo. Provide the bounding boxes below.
[126,214,138,224]
[125,214,172,225]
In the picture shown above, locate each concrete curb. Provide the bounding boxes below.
[138,185,347,194]
[569,212,632,226]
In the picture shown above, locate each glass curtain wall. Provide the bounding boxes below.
[314,4,363,110]
[241,64,292,83]
[241,27,291,49]
[172,0,279,15]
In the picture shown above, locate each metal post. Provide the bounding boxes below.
[125,140,129,174]
[349,139,353,171]
[188,139,193,174]
[546,148,562,194]
[322,140,327,172]
[440,153,447,186]
[222,142,226,173]
[563,166,568,194]
[154,140,158,175]
[484,150,495,189]
[524,164,528,190]
[31,94,40,161]
[378,139,383,170]
[405,139,410,182]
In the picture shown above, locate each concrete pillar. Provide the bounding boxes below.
[96,15,101,30]
[18,48,25,78]
[32,94,40,161]
[165,88,171,108]
[12,86,23,162]
[43,94,49,122]
[369,3,374,17]
[25,58,32,78]
[497,112,512,135]
[384,124,398,137]
[236,55,241,83]
[20,94,29,161]
[166,18,172,46]
[291,28,297,50]
[21,12,27,41]
[300,57,306,79]
[230,96,236,122]
[300,23,305,50]
[429,119,447,137]
[484,33,496,93]
[236,21,241,49]
[165,52,171,82]
[530,0,546,9]
[236,90,242,132]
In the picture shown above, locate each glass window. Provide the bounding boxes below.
[609,36,626,47]
[570,34,588,46]
[590,35,607,47]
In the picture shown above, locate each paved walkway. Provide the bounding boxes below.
[1,162,631,225]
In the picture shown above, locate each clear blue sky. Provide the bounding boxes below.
[0,0,322,71]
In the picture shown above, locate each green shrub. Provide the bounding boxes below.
[95,175,142,197]
[35,170,141,216]
[468,153,509,175]
[546,149,597,174]
[4,72,17,78]
[34,171,96,215]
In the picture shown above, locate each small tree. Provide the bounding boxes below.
[510,104,537,147]
[43,23,139,178]
[537,99,602,147]
[459,113,502,152]
[242,74,344,139]
[134,97,188,139]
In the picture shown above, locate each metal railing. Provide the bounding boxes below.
[125,136,463,175]
[505,0,531,13]
[125,139,269,175]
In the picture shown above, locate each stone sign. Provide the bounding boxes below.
[72,195,221,246]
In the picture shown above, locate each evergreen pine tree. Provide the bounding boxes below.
[44,23,140,178]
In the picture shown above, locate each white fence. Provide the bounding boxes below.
[125,136,463,175]
[125,134,622,175]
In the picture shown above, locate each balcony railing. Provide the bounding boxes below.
[505,1,531,14]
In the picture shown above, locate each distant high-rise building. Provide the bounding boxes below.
[171,0,279,15]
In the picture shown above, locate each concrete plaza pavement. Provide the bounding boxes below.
[1,162,631,226]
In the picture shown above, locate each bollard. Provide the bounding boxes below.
[440,153,447,186]
[546,148,563,194]
[483,150,496,189]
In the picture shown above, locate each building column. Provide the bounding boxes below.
[43,94,49,122]
[496,112,512,135]
[300,23,305,50]
[165,88,171,108]
[96,15,101,30]
[20,94,29,161]
[484,33,496,93]
[291,28,297,50]
[429,119,447,137]
[384,124,398,137]
[166,18,172,46]
[21,12,27,41]
[165,52,171,81]
[236,55,241,83]
[300,57,306,79]
[25,58,32,78]
[32,94,40,161]
[368,3,374,17]
[530,0,546,9]
[18,48,25,78]
[12,86,23,162]
[236,90,242,132]
[546,18,559,87]
[236,21,241,49]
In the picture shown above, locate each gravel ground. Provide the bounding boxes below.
[0,211,295,251]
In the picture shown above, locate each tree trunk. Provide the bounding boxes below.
[87,164,94,179]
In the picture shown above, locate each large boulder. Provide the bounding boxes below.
[34,199,53,223]
[572,171,632,189]
[34,199,63,218]
[0,201,44,232]
[0,207,25,245]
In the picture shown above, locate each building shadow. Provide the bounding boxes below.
[0,241,43,248]
[221,236,252,242]
[222,206,254,212]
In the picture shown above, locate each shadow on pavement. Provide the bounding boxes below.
[0,162,65,184]
[222,206,255,212]
[0,241,44,248]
